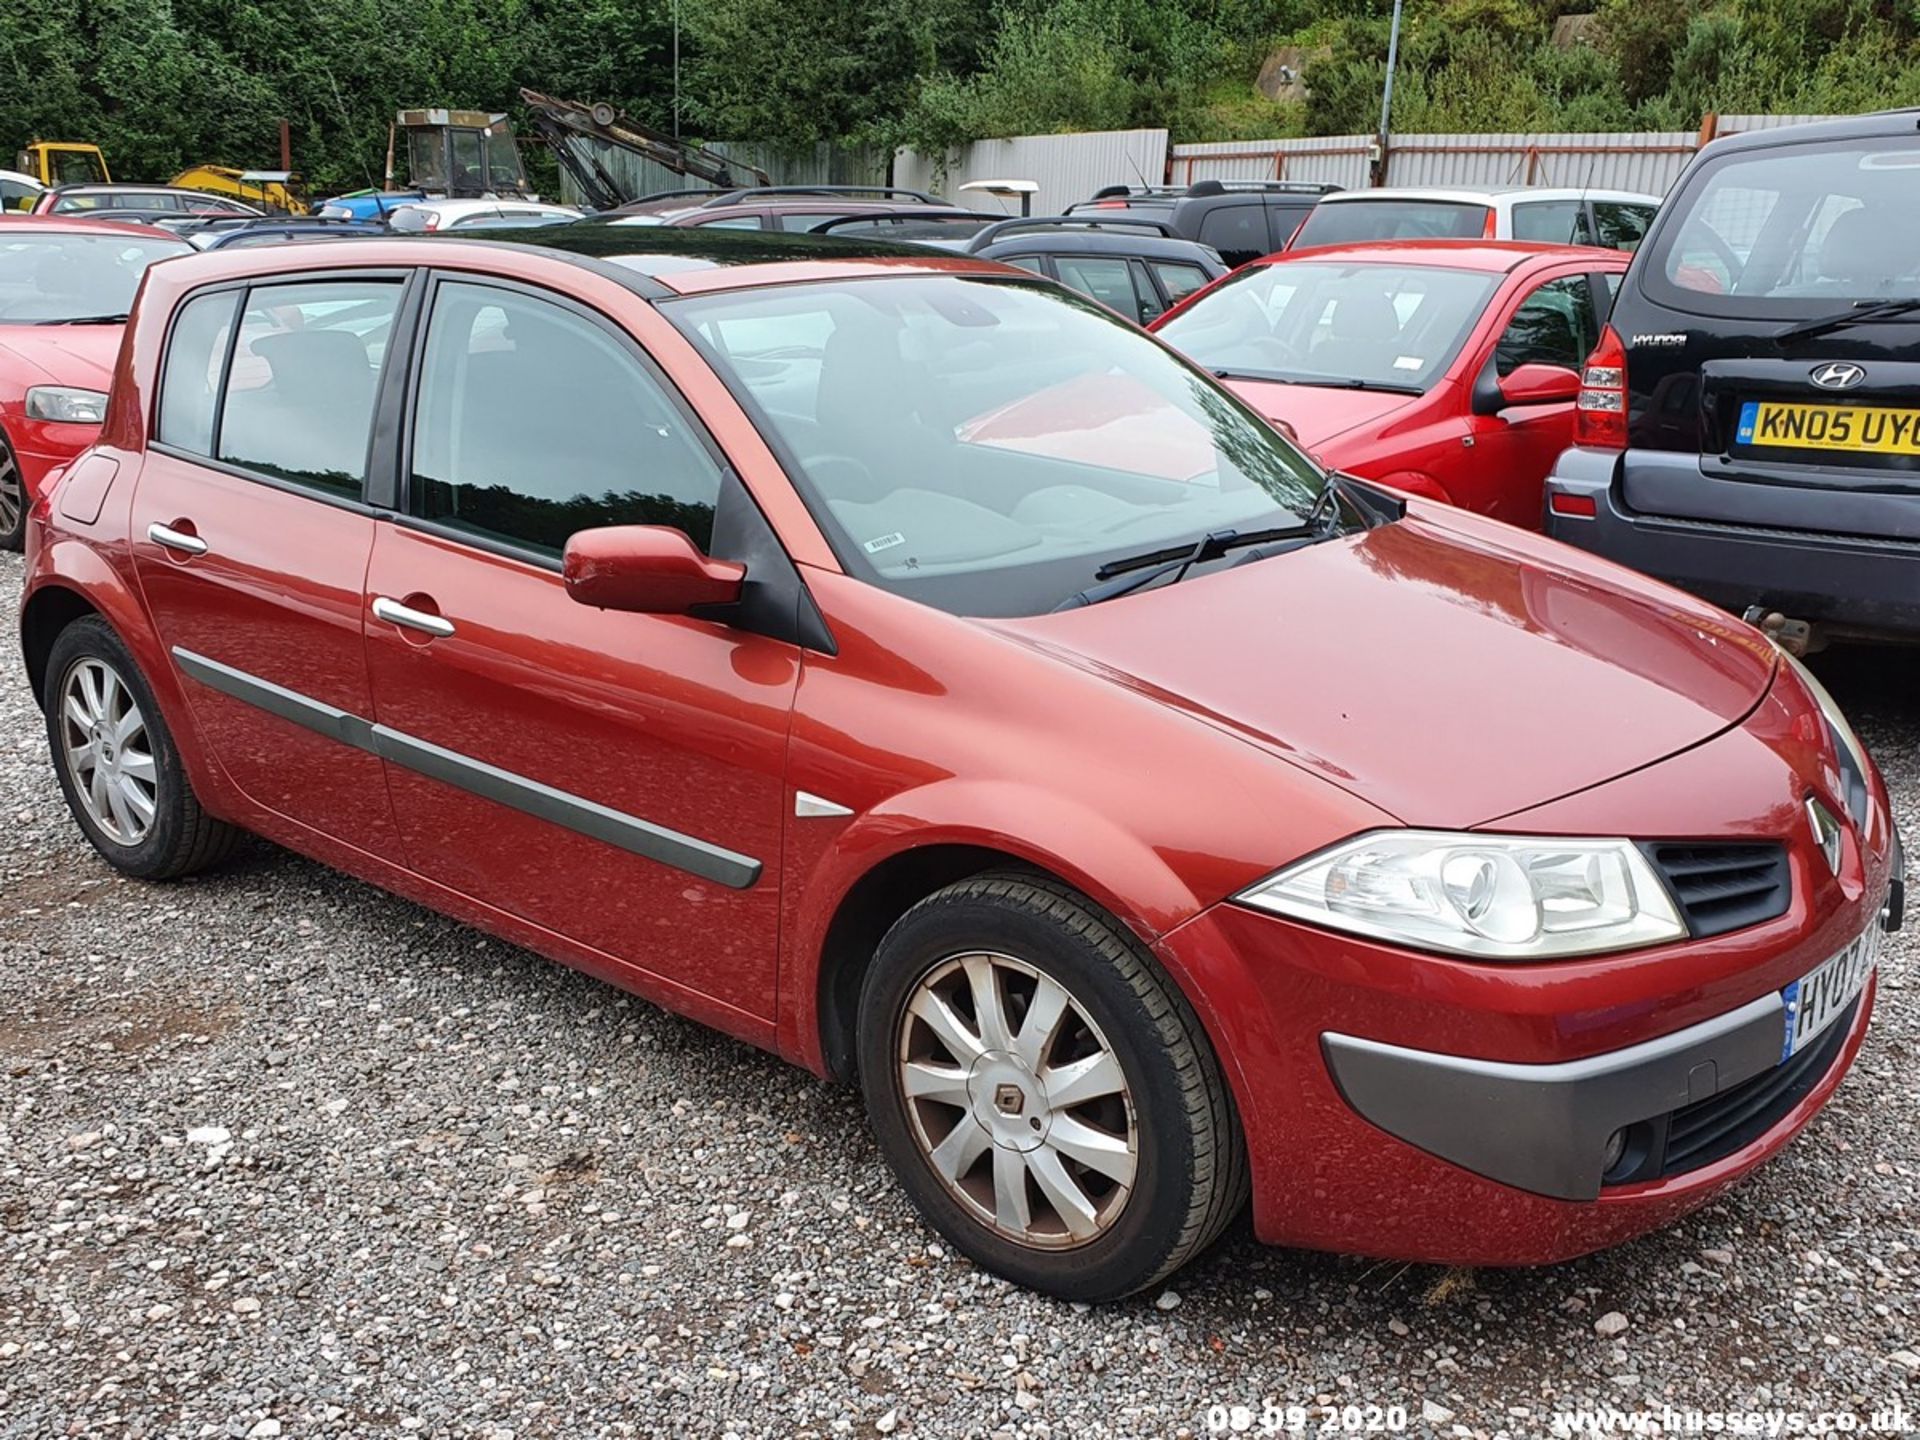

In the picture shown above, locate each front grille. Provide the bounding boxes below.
[1661,997,1856,1177]
[1643,841,1792,939]
[1603,997,1856,1187]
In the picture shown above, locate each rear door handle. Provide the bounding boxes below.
[147,522,208,556]
[371,596,455,638]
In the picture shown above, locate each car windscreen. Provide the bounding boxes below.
[1155,260,1498,393]
[0,232,189,322]
[1643,134,1920,315]
[665,275,1327,618]
[1291,199,1490,247]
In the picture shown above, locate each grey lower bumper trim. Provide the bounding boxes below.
[1322,992,1788,1202]
[172,646,761,891]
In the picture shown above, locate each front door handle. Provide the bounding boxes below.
[371,596,455,639]
[147,521,208,556]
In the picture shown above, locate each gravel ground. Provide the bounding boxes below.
[1,545,1917,1440]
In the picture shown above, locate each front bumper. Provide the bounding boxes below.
[1544,444,1920,640]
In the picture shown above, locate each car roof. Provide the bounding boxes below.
[398,198,576,216]
[1269,238,1629,272]
[979,231,1220,263]
[1315,186,1660,205]
[0,169,44,189]
[0,213,190,241]
[47,184,222,199]
[1701,107,1920,155]
[143,224,1022,300]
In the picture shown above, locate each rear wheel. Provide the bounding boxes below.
[858,872,1247,1300]
[0,432,24,551]
[42,617,239,878]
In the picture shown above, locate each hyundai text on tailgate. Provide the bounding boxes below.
[1546,110,1920,643]
[17,226,1902,1301]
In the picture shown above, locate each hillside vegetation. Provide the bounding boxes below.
[0,0,1913,194]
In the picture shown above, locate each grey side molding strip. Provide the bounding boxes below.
[172,646,762,891]
[1322,991,1789,1202]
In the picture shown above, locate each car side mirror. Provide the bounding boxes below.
[1497,362,1582,408]
[562,525,745,615]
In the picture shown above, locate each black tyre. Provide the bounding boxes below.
[42,616,239,878]
[0,430,24,552]
[858,872,1247,1301]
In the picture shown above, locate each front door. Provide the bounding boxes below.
[1460,271,1599,525]
[361,276,795,1024]
[132,273,409,853]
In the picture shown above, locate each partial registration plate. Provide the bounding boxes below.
[1781,926,1878,1061]
[1736,400,1920,456]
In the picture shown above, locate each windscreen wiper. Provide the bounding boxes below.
[1051,485,1346,611]
[1775,297,1920,344]
[38,313,130,326]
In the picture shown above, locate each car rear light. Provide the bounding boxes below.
[422,214,441,231]
[1481,208,1498,238]
[1573,324,1628,449]
[1548,492,1597,518]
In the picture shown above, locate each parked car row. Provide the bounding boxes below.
[2,112,1908,1306]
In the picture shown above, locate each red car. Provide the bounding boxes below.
[1151,241,1631,529]
[0,217,191,549]
[17,230,1901,1301]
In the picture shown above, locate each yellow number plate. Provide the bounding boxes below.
[1736,400,1920,455]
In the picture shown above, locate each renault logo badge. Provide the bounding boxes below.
[1806,797,1844,876]
[1810,362,1866,391]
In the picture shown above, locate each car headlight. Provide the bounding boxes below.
[1235,830,1687,960]
[25,386,108,424]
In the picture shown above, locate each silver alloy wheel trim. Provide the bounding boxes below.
[58,657,158,846]
[0,439,21,536]
[898,950,1138,1250]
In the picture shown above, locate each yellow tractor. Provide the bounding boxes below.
[17,141,110,188]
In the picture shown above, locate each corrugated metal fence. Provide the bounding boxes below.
[1169,115,1833,199]
[557,115,1834,211]
[895,130,1170,216]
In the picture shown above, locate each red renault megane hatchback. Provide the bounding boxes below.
[1151,241,1630,529]
[17,227,1902,1301]
[0,217,192,549]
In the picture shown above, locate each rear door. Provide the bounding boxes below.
[131,269,411,852]
[360,273,796,1024]
[1617,130,1920,541]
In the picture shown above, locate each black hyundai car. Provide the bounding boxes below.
[1545,109,1920,645]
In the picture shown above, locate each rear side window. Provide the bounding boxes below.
[217,280,400,498]
[157,290,240,455]
[1495,275,1597,375]
[1512,200,1592,246]
[1647,134,1920,312]
[1195,204,1269,266]
[408,282,724,556]
[1152,261,1210,302]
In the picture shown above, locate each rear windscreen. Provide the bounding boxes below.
[1292,200,1489,247]
[1643,133,1920,315]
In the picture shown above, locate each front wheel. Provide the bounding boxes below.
[0,430,25,551]
[42,616,239,878]
[858,873,1247,1301]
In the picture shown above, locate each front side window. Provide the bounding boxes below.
[1156,260,1497,393]
[696,214,765,230]
[0,231,188,323]
[1592,202,1653,252]
[1649,134,1920,310]
[1495,275,1596,376]
[409,282,723,556]
[1051,254,1154,324]
[668,275,1326,618]
[0,179,38,211]
[218,280,400,498]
